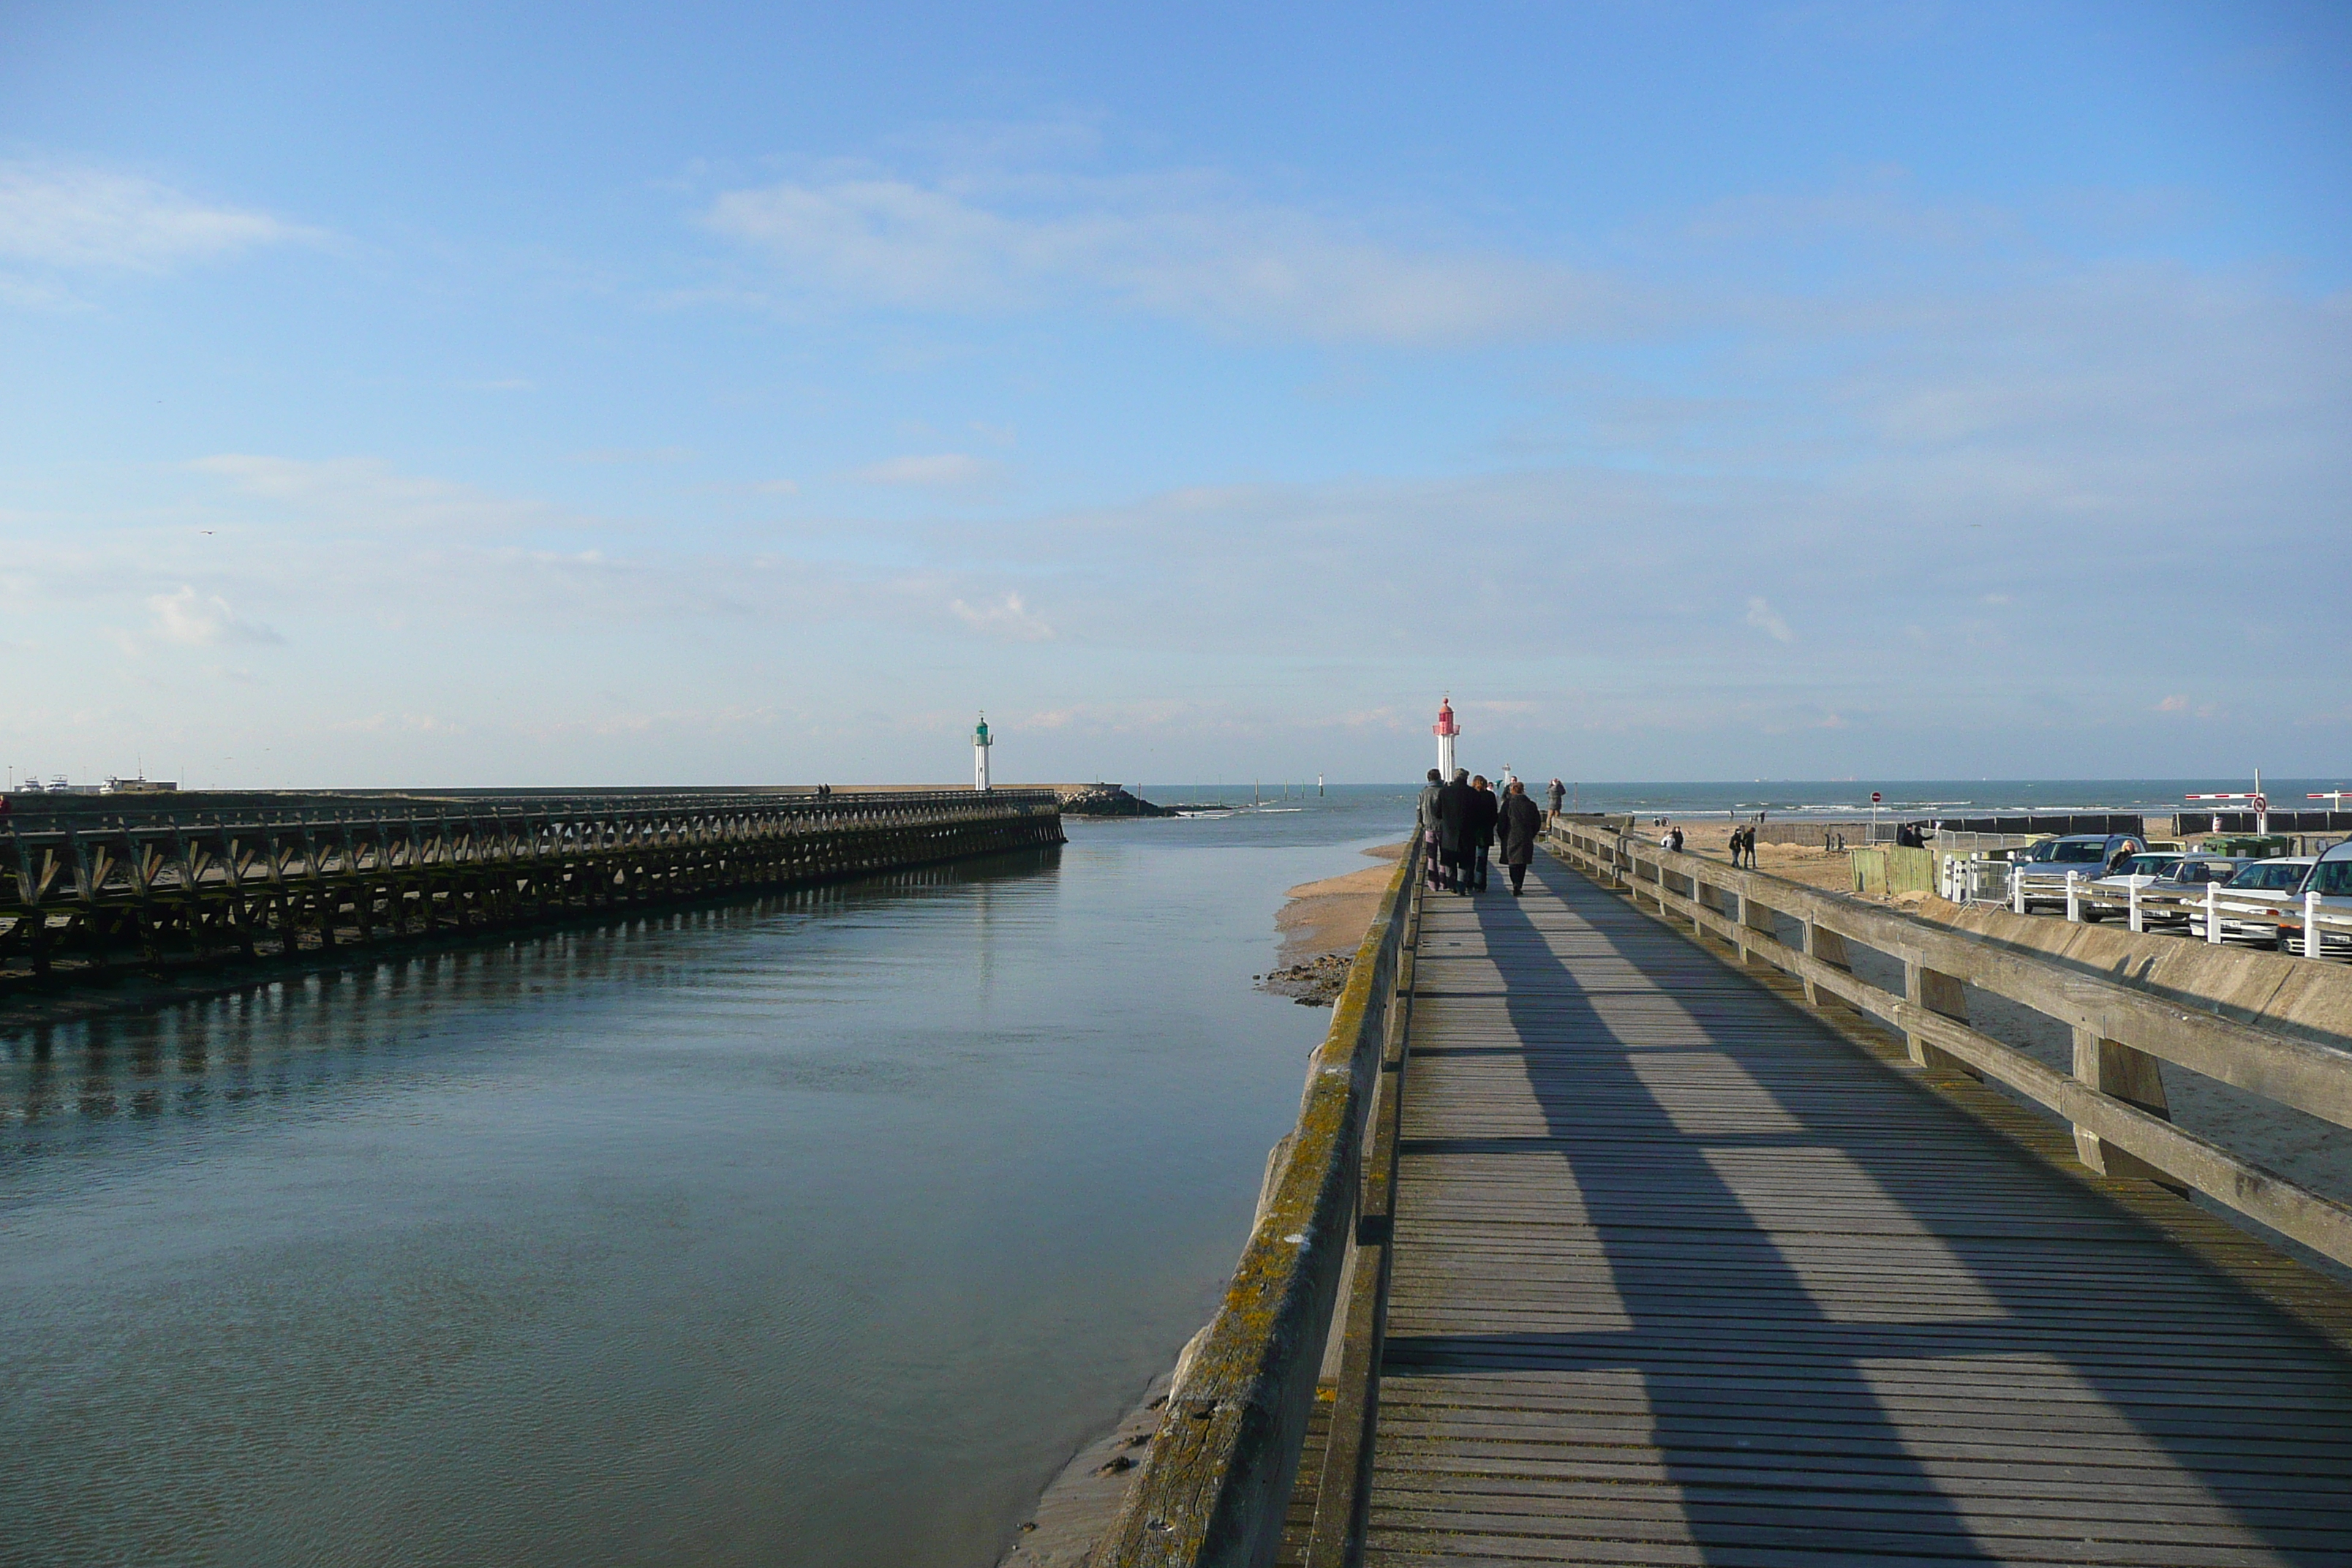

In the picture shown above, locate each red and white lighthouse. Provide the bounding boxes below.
[1433,696,1459,778]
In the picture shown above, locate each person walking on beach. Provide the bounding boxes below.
[1499,781,1542,895]
[1437,768,1475,894]
[1417,769,1445,889]
[1547,778,1566,823]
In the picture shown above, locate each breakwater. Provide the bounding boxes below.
[0,787,1062,990]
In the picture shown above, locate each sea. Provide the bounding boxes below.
[1148,777,2346,821]
[0,778,2337,1566]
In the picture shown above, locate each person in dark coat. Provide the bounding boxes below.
[1546,778,1566,823]
[1436,769,1475,894]
[1470,774,1499,892]
[1499,781,1543,895]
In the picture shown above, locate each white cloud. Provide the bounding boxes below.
[145,586,283,648]
[0,159,320,274]
[950,592,1055,641]
[850,452,1003,488]
[190,453,555,536]
[1744,597,1795,643]
[704,172,1625,344]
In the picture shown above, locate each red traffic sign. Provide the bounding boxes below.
[1870,792,1882,804]
[2253,794,2268,814]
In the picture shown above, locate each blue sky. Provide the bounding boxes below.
[2,1,2346,788]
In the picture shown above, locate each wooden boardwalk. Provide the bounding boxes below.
[1354,855,2352,1566]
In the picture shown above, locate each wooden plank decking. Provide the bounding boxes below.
[1361,855,2352,1566]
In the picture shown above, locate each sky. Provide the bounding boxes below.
[2,1,2347,789]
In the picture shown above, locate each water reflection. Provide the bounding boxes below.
[0,815,1401,1568]
[1,850,1062,1139]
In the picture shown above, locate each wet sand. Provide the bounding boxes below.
[1259,842,1409,1003]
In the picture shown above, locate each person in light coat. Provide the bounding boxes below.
[1416,769,1444,888]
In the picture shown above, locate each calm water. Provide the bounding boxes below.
[0,791,1415,1568]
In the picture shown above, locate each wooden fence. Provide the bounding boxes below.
[1101,841,1422,1568]
[1547,821,2352,1270]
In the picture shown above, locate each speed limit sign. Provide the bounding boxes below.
[2253,794,2268,814]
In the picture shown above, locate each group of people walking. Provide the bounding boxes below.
[1417,768,1548,896]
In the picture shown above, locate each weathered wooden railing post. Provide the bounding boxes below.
[1736,880,1775,968]
[1901,952,1973,1074]
[1801,916,1852,1008]
[2069,1028,2177,1185]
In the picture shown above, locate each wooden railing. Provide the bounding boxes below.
[1101,840,1422,1568]
[1549,821,2352,1270]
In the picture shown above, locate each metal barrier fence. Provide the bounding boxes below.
[2040,869,2352,961]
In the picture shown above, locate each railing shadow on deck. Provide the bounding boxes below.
[1548,822,2352,1272]
[1409,854,2352,1567]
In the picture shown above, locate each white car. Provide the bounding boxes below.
[2193,858,2317,947]
[2139,856,2250,930]
[2081,853,2185,921]
[2280,843,2352,958]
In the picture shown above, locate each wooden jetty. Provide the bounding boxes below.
[1105,831,2352,1567]
[0,787,1062,987]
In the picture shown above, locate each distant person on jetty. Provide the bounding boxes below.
[1470,775,1499,892]
[1547,778,1565,823]
[1499,781,1542,895]
[1437,769,1476,894]
[1417,769,1445,889]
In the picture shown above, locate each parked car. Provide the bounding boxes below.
[2012,834,2146,913]
[2295,846,2352,959]
[2080,853,2185,921]
[2142,856,2252,930]
[2193,857,2317,947]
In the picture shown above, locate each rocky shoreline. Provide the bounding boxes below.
[1255,951,1354,1006]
